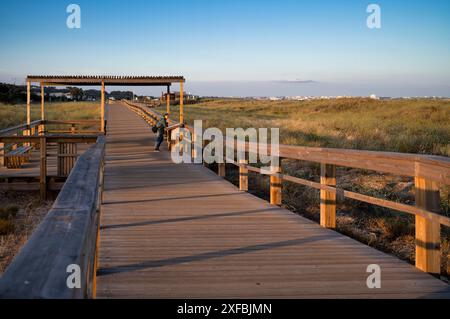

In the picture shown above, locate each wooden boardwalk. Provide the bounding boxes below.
[96,103,450,298]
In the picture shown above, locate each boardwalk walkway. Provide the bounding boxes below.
[96,103,450,298]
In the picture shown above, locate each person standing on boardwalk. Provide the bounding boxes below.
[154,113,169,151]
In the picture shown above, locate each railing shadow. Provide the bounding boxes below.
[97,235,331,276]
[101,207,281,230]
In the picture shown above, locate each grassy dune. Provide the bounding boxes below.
[158,98,450,275]
[0,102,100,130]
[158,98,450,156]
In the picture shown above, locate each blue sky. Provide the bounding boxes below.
[1,0,449,96]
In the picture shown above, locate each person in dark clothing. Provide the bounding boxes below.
[154,113,169,151]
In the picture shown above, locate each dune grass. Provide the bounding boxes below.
[0,102,100,130]
[158,98,450,275]
[158,98,450,156]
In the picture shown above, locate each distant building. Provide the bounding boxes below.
[160,91,199,103]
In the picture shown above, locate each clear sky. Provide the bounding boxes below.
[1,0,449,96]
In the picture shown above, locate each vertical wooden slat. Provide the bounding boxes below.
[70,143,77,174]
[239,159,248,191]
[58,143,77,177]
[40,137,47,200]
[179,82,184,124]
[320,163,337,229]
[218,163,226,177]
[415,174,441,275]
[58,143,63,176]
[270,163,282,206]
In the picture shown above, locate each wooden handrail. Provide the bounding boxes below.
[0,120,42,136]
[0,135,99,143]
[123,99,450,275]
[44,120,100,125]
[231,141,450,185]
[0,136,106,298]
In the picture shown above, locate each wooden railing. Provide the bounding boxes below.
[123,100,450,276]
[0,135,106,298]
[0,119,103,197]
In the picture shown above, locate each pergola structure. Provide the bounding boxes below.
[26,75,186,132]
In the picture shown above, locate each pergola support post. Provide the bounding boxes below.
[27,81,31,126]
[101,81,105,133]
[179,82,184,124]
[25,81,31,147]
[166,85,171,115]
[40,83,45,134]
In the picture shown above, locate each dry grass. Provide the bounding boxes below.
[180,98,450,278]
[0,102,99,273]
[157,98,450,156]
[0,101,100,130]
[0,191,53,274]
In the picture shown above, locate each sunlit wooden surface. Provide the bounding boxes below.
[96,103,450,299]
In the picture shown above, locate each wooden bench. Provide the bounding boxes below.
[5,145,33,169]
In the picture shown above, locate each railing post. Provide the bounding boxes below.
[239,159,248,191]
[38,124,44,136]
[270,163,282,206]
[415,173,441,275]
[320,163,336,229]
[218,163,226,177]
[23,128,30,147]
[40,136,47,200]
